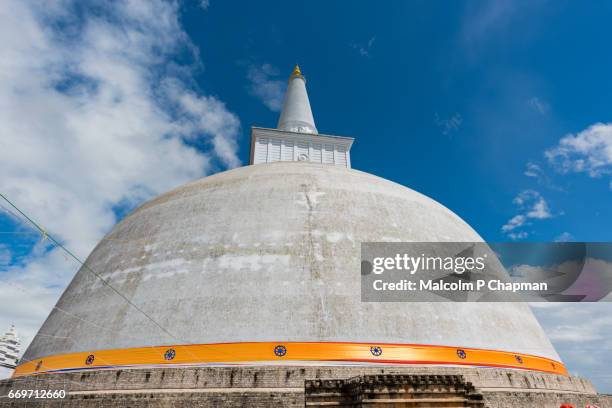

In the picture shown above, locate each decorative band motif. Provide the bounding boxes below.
[13,341,567,377]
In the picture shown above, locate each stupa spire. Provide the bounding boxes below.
[277,65,318,134]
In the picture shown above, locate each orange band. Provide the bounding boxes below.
[13,341,567,377]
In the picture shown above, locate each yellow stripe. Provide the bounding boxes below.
[13,342,567,377]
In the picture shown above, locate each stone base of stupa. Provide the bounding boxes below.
[0,365,610,407]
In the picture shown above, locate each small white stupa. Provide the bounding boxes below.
[0,325,20,379]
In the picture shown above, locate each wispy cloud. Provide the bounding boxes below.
[502,190,553,239]
[0,0,241,355]
[351,36,376,57]
[462,0,518,44]
[532,303,612,390]
[247,64,285,112]
[527,96,550,114]
[199,0,210,10]
[508,231,528,241]
[501,214,527,233]
[0,245,10,266]
[458,0,551,67]
[435,113,463,135]
[460,1,546,52]
[524,162,542,177]
[523,161,565,192]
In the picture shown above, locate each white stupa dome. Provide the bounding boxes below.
[20,162,561,376]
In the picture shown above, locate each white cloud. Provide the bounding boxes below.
[502,190,553,239]
[435,113,463,135]
[555,232,574,242]
[351,36,376,57]
[508,263,543,277]
[0,0,241,353]
[501,214,526,232]
[527,196,552,219]
[514,190,552,219]
[199,0,210,10]
[247,64,285,112]
[545,123,612,178]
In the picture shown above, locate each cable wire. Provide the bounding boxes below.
[0,192,179,344]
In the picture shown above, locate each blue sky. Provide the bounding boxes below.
[1,0,611,390]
